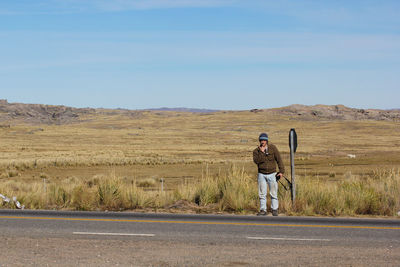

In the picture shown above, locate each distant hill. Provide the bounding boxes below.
[0,99,96,125]
[0,99,399,125]
[251,104,400,121]
[146,107,219,113]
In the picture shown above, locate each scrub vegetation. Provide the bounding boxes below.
[0,166,399,216]
[0,104,400,216]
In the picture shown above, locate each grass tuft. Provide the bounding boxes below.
[0,167,398,216]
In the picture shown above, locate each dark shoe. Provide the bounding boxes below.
[272,210,278,216]
[257,210,267,216]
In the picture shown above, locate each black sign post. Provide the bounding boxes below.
[289,129,297,204]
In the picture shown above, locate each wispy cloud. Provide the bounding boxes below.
[91,0,238,11]
[2,1,399,35]
[252,1,400,32]
[2,31,399,73]
[0,56,127,72]
[0,0,238,15]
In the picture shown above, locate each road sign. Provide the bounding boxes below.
[289,129,297,203]
[289,128,297,153]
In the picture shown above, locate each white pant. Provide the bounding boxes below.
[258,172,278,211]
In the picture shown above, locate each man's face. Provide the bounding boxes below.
[259,140,267,147]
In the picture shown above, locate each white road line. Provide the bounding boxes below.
[247,237,331,241]
[73,232,155,237]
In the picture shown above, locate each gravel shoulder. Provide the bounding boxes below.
[1,236,399,266]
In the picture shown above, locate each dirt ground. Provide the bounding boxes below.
[1,236,399,266]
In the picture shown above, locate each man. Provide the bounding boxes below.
[253,133,285,216]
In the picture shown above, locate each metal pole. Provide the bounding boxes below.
[160,178,164,193]
[290,131,296,204]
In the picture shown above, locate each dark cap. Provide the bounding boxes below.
[259,133,268,141]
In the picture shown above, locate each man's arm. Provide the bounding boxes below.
[274,146,285,174]
[253,148,264,164]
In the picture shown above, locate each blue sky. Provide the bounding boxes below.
[0,0,399,110]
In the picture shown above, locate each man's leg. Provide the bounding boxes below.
[257,173,267,212]
[266,173,279,212]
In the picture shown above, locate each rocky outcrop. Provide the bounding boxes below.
[266,104,400,121]
[0,99,95,124]
[0,99,398,124]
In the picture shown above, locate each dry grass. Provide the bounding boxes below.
[1,110,399,172]
[0,166,398,216]
[0,109,399,216]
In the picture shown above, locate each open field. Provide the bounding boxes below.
[1,104,400,215]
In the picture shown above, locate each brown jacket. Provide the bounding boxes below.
[253,143,285,174]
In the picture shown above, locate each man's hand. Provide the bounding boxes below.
[259,145,266,152]
[277,173,283,180]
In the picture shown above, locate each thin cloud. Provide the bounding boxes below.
[2,31,399,73]
[0,56,128,72]
[2,0,400,34]
[0,0,239,15]
[93,0,238,11]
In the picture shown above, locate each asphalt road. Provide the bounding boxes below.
[0,210,399,266]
